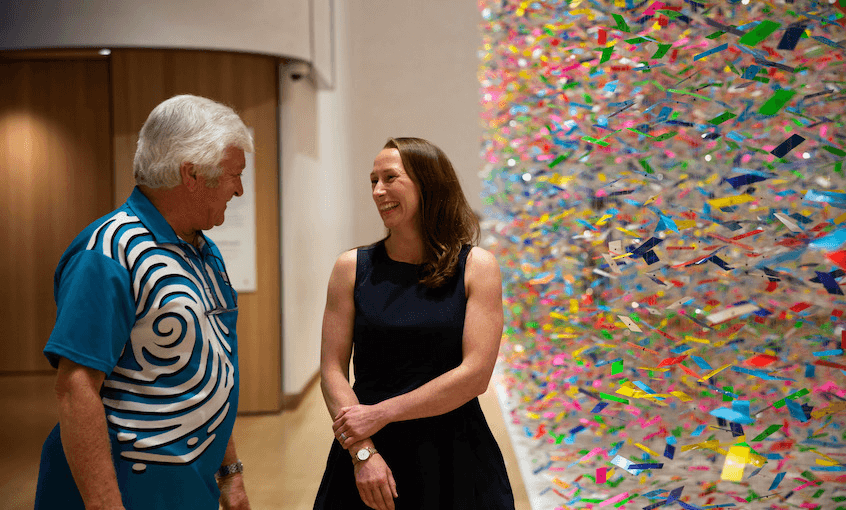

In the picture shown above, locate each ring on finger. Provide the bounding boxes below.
[340,432,347,441]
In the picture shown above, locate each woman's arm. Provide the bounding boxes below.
[320,250,399,510]
[320,249,371,453]
[333,247,504,446]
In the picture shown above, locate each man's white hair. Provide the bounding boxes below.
[133,94,253,188]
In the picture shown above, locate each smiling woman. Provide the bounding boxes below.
[370,147,421,237]
[314,138,515,510]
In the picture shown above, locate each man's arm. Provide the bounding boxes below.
[218,436,250,510]
[55,357,125,510]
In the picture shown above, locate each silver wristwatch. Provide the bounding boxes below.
[216,460,244,479]
[353,447,378,465]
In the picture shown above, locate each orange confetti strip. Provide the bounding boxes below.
[678,363,703,379]
[707,233,755,251]
[626,341,659,356]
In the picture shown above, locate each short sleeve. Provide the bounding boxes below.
[44,250,135,375]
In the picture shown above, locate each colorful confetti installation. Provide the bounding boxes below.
[478,0,846,509]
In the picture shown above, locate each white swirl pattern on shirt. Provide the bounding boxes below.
[86,211,235,464]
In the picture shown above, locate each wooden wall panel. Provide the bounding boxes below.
[0,59,113,372]
[110,50,282,413]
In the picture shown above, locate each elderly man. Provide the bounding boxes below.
[35,94,253,510]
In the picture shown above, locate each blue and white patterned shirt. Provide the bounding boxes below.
[36,187,240,509]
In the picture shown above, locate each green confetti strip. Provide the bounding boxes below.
[751,424,782,441]
[611,13,630,33]
[668,89,712,101]
[599,392,629,404]
[627,127,652,137]
[709,111,737,125]
[739,20,782,46]
[656,9,682,19]
[600,46,614,63]
[706,30,726,39]
[615,493,638,507]
[727,61,741,75]
[822,145,846,157]
[759,89,796,115]
[606,477,625,488]
[652,43,672,59]
[789,388,810,399]
[582,136,610,147]
[652,131,678,142]
[612,359,624,375]
[548,153,569,168]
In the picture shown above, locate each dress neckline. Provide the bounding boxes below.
[378,241,424,267]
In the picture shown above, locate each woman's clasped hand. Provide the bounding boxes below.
[332,404,388,448]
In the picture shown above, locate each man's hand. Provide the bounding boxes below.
[218,473,251,510]
[354,454,398,510]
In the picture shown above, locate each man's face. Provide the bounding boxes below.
[195,145,245,231]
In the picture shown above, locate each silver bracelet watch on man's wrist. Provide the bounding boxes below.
[216,460,244,479]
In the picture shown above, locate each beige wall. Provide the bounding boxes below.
[344,0,485,245]
[280,0,484,396]
[279,0,356,397]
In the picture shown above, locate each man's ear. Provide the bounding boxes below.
[180,162,197,191]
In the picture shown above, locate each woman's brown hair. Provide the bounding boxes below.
[383,137,480,288]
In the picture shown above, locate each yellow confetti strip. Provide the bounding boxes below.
[634,443,661,457]
[812,450,841,466]
[616,226,642,237]
[698,363,733,382]
[671,391,693,402]
[707,195,755,208]
[684,335,711,345]
[596,214,614,226]
[721,445,750,482]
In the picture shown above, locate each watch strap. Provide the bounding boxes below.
[216,460,244,479]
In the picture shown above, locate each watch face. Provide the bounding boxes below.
[357,449,370,461]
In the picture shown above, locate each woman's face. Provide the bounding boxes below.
[370,148,421,231]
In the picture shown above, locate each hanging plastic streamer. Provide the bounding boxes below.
[479,0,846,508]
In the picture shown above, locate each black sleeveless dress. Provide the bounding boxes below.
[313,242,515,510]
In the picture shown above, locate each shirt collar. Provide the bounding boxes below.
[126,186,183,245]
